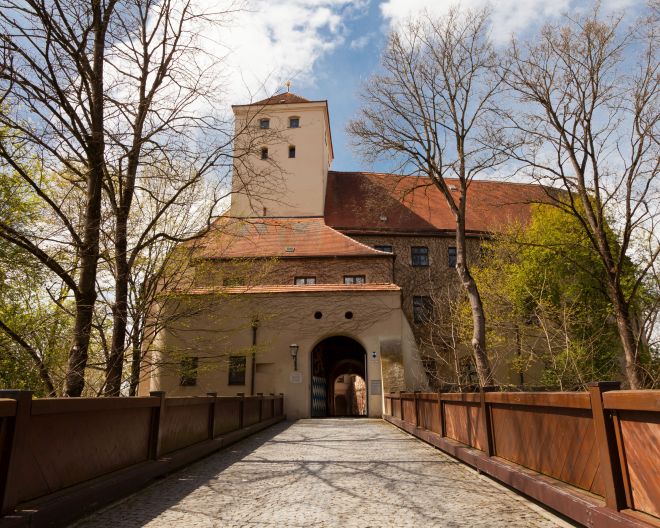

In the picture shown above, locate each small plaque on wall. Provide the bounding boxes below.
[289,371,303,384]
[370,379,382,395]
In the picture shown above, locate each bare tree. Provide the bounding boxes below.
[349,8,505,385]
[99,0,243,395]
[503,8,659,388]
[0,0,118,396]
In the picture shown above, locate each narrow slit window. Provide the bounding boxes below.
[260,147,268,160]
[288,145,296,158]
[448,247,457,268]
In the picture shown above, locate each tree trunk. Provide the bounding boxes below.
[610,289,642,389]
[128,323,142,396]
[454,215,492,386]
[104,214,129,395]
[64,1,108,397]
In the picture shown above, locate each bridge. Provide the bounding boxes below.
[0,386,657,528]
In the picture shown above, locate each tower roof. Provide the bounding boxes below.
[250,92,311,106]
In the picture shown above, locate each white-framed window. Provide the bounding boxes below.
[343,275,366,285]
[294,276,316,285]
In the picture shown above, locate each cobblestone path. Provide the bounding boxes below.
[74,419,568,528]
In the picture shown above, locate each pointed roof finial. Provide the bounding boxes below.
[285,80,292,92]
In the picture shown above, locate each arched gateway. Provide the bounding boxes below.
[311,336,367,417]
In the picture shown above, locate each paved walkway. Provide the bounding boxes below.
[74,419,568,528]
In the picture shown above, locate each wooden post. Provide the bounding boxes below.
[270,393,275,418]
[148,391,166,459]
[399,391,404,422]
[0,390,32,515]
[438,392,445,438]
[413,391,420,428]
[279,393,284,416]
[206,392,217,440]
[588,381,626,510]
[479,387,495,456]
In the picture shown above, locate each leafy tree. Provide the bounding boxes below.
[475,204,634,389]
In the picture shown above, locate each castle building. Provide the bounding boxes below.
[139,93,549,419]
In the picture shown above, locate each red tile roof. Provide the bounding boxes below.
[324,172,554,234]
[189,217,392,259]
[250,92,311,106]
[181,283,401,295]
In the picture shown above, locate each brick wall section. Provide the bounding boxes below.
[195,255,394,287]
[349,234,484,373]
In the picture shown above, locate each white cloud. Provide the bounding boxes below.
[202,0,358,104]
[379,0,644,43]
[350,32,375,49]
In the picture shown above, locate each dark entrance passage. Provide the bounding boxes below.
[311,336,367,417]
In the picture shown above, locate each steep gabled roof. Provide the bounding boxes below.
[324,171,554,234]
[189,217,392,259]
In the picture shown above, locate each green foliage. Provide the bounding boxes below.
[0,158,70,395]
[476,204,624,389]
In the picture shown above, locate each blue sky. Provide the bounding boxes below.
[219,0,645,172]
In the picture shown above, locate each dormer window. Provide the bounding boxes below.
[288,145,296,158]
[260,147,268,160]
[289,117,300,128]
[259,118,270,129]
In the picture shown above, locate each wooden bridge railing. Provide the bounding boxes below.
[0,390,285,527]
[384,383,659,528]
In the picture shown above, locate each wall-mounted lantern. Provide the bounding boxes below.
[290,344,299,371]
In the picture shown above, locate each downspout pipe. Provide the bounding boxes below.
[250,318,259,396]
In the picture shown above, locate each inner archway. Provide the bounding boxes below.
[311,336,367,417]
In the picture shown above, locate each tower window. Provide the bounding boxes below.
[288,145,296,158]
[289,117,300,128]
[260,147,268,160]
[344,275,366,285]
[259,118,270,129]
[448,247,457,268]
[374,244,393,253]
[294,276,316,285]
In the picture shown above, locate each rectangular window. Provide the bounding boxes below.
[228,356,246,385]
[344,275,366,285]
[411,246,429,266]
[294,276,316,285]
[260,147,268,160]
[289,117,299,128]
[259,118,270,129]
[413,296,433,324]
[448,247,457,268]
[288,145,296,158]
[179,357,199,386]
[374,244,393,253]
